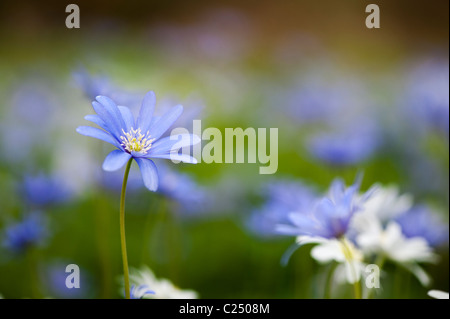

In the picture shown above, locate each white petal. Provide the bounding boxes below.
[310,240,345,263]
[428,290,450,299]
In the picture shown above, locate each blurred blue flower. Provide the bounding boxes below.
[247,180,317,236]
[73,68,143,109]
[0,80,57,163]
[277,75,370,126]
[396,205,449,247]
[77,91,200,191]
[21,173,71,207]
[277,176,375,239]
[307,121,380,166]
[3,212,47,254]
[405,59,449,135]
[43,261,94,298]
[157,163,210,215]
[154,95,205,136]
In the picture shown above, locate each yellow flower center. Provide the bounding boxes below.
[120,128,155,155]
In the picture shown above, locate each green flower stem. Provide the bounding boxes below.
[324,262,338,299]
[353,279,362,299]
[120,159,133,299]
[367,254,386,299]
[27,247,41,299]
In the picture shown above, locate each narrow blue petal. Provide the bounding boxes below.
[76,126,122,149]
[149,105,183,140]
[118,106,135,132]
[148,153,197,164]
[96,95,126,130]
[135,158,159,191]
[92,101,122,139]
[84,114,107,130]
[102,150,131,171]
[137,91,156,133]
[148,134,201,156]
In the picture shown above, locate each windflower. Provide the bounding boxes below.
[76,91,200,191]
[157,163,210,215]
[3,212,47,254]
[276,176,375,285]
[306,121,380,166]
[73,68,143,109]
[247,180,317,237]
[277,176,374,239]
[405,59,449,136]
[352,187,442,286]
[122,265,198,299]
[21,173,71,207]
[77,90,201,299]
[43,260,94,298]
[395,206,449,247]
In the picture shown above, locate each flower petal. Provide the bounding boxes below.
[148,134,200,156]
[402,263,432,287]
[344,260,362,284]
[118,106,135,132]
[135,158,159,191]
[428,290,450,299]
[102,150,131,172]
[149,105,183,140]
[92,101,122,139]
[137,91,156,133]
[84,114,107,130]
[310,240,345,263]
[96,95,126,130]
[76,126,122,149]
[148,153,197,164]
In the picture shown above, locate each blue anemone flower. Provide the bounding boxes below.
[21,173,71,207]
[76,91,200,191]
[73,68,144,110]
[247,180,317,237]
[156,163,210,215]
[307,122,380,166]
[277,176,375,239]
[3,212,47,254]
[395,205,449,247]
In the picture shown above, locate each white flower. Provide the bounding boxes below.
[428,290,449,299]
[297,236,364,284]
[352,186,438,286]
[123,265,198,299]
[359,185,413,222]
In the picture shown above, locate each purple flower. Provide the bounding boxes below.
[0,80,57,163]
[157,163,210,215]
[21,173,71,207]
[43,261,94,298]
[3,212,47,254]
[307,121,380,166]
[73,68,143,109]
[405,59,449,135]
[247,180,317,236]
[396,205,449,247]
[76,91,200,191]
[277,176,375,239]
